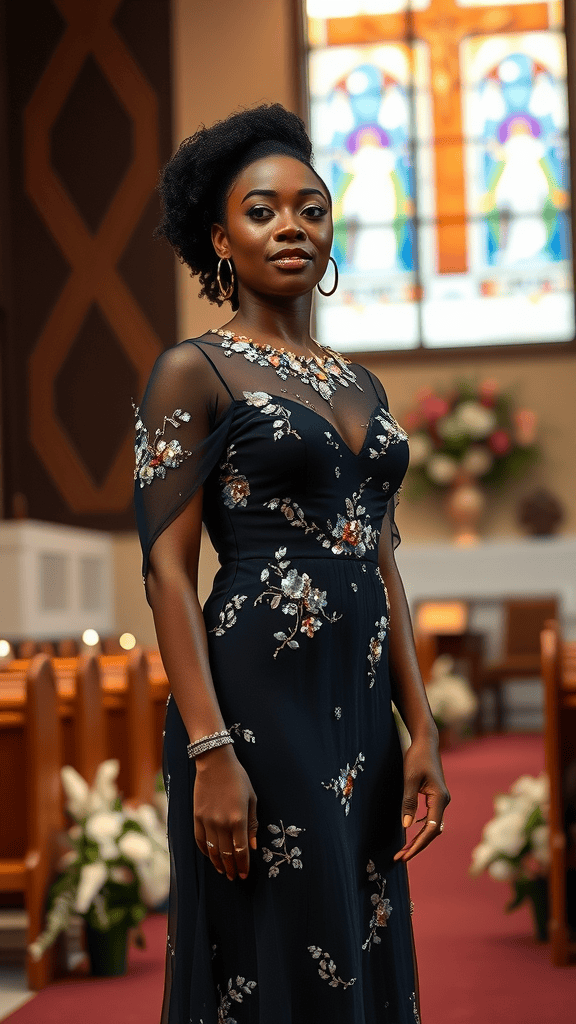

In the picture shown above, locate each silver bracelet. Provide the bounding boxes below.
[187,729,233,759]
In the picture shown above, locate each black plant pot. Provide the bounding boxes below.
[85,920,129,977]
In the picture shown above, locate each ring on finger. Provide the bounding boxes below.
[440,822,445,832]
[427,820,438,827]
[234,845,247,853]
[206,840,215,849]
[221,850,234,857]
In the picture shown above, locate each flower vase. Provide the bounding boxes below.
[445,477,485,546]
[85,920,129,977]
[528,877,549,942]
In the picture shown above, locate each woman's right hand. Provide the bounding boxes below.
[193,744,258,881]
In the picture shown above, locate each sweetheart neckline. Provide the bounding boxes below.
[228,395,393,460]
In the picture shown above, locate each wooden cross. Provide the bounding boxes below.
[324,0,551,273]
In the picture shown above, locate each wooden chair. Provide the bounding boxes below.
[483,598,558,732]
[0,655,62,989]
[540,621,576,966]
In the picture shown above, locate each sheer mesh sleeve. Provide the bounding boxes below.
[367,369,402,551]
[133,341,234,579]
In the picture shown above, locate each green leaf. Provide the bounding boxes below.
[130,904,147,925]
[505,877,531,912]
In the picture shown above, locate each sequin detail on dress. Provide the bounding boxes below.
[242,392,301,440]
[219,445,250,508]
[216,976,257,1024]
[133,404,192,487]
[362,860,392,950]
[211,329,362,407]
[265,480,378,559]
[255,547,341,658]
[367,615,388,688]
[321,753,365,815]
[210,595,248,636]
[308,946,357,989]
[262,821,305,877]
[228,722,255,743]
[367,411,409,458]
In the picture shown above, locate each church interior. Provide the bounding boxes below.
[0,0,575,1021]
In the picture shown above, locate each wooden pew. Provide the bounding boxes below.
[146,649,170,771]
[540,621,576,966]
[100,649,156,803]
[0,656,62,989]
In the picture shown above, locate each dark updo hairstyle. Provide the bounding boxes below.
[156,103,320,310]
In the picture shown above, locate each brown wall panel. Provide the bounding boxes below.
[1,0,175,529]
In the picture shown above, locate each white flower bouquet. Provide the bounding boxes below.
[425,655,479,732]
[29,760,170,962]
[470,772,550,934]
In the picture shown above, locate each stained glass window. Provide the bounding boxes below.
[306,0,574,351]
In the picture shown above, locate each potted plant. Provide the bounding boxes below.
[403,380,539,543]
[470,772,550,940]
[28,760,170,976]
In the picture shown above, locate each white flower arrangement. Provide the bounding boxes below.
[425,655,479,730]
[470,772,550,916]
[28,760,170,962]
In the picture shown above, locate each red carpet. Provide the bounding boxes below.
[5,914,166,1023]
[5,735,574,1023]
[409,734,574,1024]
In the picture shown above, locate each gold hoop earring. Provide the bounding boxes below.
[317,256,339,297]
[217,258,235,300]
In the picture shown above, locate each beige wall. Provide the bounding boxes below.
[373,353,576,544]
[172,0,299,342]
[116,0,576,642]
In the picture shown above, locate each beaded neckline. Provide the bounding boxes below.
[208,328,362,407]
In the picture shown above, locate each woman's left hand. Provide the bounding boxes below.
[393,736,451,862]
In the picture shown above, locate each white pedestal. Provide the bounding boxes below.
[0,520,115,641]
[395,536,576,642]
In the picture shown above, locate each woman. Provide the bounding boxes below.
[134,104,449,1024]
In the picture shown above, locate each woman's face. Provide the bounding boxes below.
[212,155,333,301]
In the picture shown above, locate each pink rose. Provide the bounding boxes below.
[479,379,500,406]
[403,410,422,431]
[420,395,450,422]
[513,409,537,446]
[488,430,511,456]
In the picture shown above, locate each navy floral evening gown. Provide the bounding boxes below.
[134,331,418,1024]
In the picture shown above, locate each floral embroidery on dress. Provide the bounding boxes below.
[228,722,256,743]
[212,329,362,407]
[367,410,409,459]
[308,946,357,989]
[211,595,248,636]
[255,547,341,658]
[351,582,358,592]
[265,481,378,559]
[219,445,250,508]
[262,821,305,877]
[243,392,301,440]
[411,992,421,1023]
[133,404,192,487]
[321,752,365,815]
[367,615,388,688]
[375,567,391,614]
[362,860,392,950]
[329,481,379,556]
[334,706,342,720]
[324,431,340,451]
[216,976,257,1024]
[335,466,341,478]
